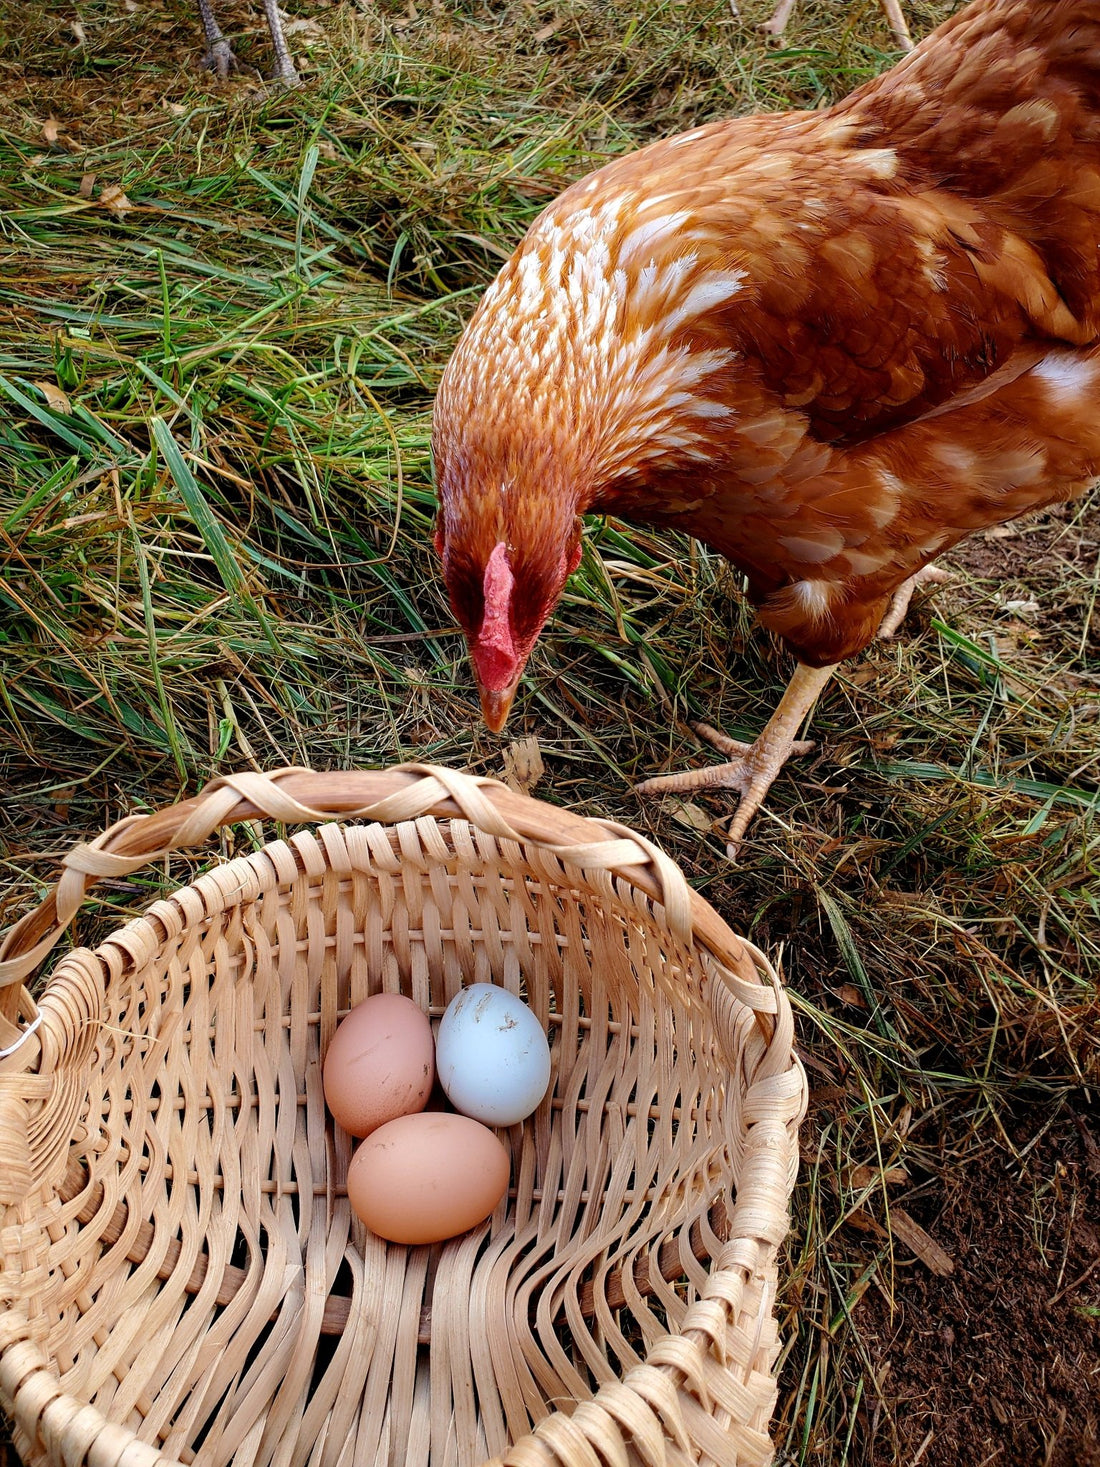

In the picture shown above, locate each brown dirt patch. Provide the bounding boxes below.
[853,1106,1100,1466]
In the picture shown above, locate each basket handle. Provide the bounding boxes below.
[0,762,780,1045]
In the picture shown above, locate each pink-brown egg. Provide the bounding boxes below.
[346,1112,510,1244]
[323,993,434,1138]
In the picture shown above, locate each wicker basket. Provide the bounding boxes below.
[0,765,807,1467]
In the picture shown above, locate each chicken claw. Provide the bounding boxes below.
[878,563,951,639]
[636,661,836,857]
[196,0,239,77]
[637,562,947,851]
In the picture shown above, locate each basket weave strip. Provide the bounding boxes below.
[0,765,806,1467]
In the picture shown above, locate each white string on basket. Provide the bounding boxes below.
[0,1011,43,1060]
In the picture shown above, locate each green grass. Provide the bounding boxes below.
[1,0,1098,1462]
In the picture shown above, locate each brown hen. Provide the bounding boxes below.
[432,0,1100,852]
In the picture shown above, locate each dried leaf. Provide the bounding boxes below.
[79,173,96,199]
[68,20,86,43]
[41,123,78,152]
[502,736,544,795]
[888,1208,955,1275]
[41,117,61,143]
[102,468,123,519]
[845,1207,887,1238]
[100,184,134,217]
[847,1164,909,1189]
[1000,599,1040,614]
[664,798,713,833]
[33,381,72,415]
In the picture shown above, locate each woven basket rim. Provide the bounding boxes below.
[34,814,787,1057]
[0,764,785,1045]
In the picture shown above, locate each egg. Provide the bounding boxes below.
[323,992,434,1138]
[347,1112,510,1244]
[435,983,551,1127]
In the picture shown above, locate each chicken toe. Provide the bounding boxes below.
[760,0,799,41]
[878,563,951,639]
[203,37,239,77]
[636,661,835,855]
[196,0,240,77]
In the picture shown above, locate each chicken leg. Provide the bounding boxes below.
[877,564,950,639]
[195,0,300,85]
[762,0,913,51]
[637,560,951,852]
[636,661,836,857]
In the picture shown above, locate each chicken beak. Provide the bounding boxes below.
[477,679,518,733]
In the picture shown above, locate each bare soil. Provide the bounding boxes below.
[851,1105,1100,1466]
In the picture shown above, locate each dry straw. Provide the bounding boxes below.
[0,764,807,1467]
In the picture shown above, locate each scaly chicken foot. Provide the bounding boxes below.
[258,0,301,88]
[195,0,300,86]
[878,563,951,639]
[196,0,240,79]
[762,0,913,51]
[636,661,836,857]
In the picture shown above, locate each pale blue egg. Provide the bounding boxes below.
[436,983,551,1127]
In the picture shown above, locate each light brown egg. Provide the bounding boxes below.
[323,992,435,1138]
[346,1112,511,1244]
